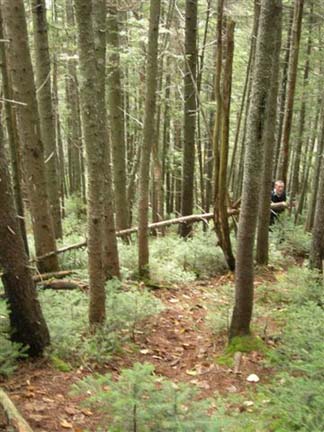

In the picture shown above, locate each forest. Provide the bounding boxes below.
[0,0,323,430]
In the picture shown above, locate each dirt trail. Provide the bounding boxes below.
[2,270,278,431]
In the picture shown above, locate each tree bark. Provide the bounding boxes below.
[213,8,236,271]
[106,7,129,231]
[180,0,198,237]
[290,2,312,205]
[93,0,121,280]
[256,5,282,265]
[65,0,83,198]
[31,0,62,239]
[230,0,282,339]
[309,160,324,272]
[0,109,50,356]
[74,0,106,325]
[138,0,161,277]
[277,0,304,186]
[1,0,59,273]
[0,8,29,256]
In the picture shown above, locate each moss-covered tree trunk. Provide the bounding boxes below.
[138,0,161,277]
[1,0,59,273]
[31,0,62,239]
[0,110,50,356]
[180,0,198,238]
[230,0,282,339]
[74,0,105,325]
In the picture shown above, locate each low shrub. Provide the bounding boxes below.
[72,362,220,431]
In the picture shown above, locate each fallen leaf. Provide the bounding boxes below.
[65,406,78,416]
[81,408,93,417]
[60,419,73,429]
[185,369,197,376]
[140,349,150,355]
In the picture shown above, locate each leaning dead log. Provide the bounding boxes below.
[34,204,287,262]
[0,388,34,432]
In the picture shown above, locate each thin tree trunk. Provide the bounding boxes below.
[213,5,236,271]
[1,0,59,273]
[309,163,324,272]
[273,7,294,179]
[138,0,161,277]
[0,109,50,356]
[180,0,198,237]
[305,103,324,232]
[234,0,261,200]
[290,2,312,205]
[65,0,83,198]
[107,7,129,231]
[256,5,282,265]
[277,0,304,186]
[93,0,120,280]
[74,0,106,325]
[31,0,62,239]
[230,0,282,339]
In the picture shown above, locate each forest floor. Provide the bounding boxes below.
[2,267,282,432]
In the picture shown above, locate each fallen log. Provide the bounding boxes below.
[33,270,77,283]
[0,388,34,432]
[37,279,88,291]
[34,204,286,262]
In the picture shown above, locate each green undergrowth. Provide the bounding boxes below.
[270,214,312,259]
[57,197,228,283]
[216,268,324,431]
[0,301,27,376]
[39,279,164,367]
[71,362,224,432]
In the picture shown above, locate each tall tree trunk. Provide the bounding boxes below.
[256,4,282,265]
[213,5,236,271]
[74,0,105,325]
[1,0,59,273]
[305,103,324,232]
[180,0,198,237]
[65,0,83,198]
[31,0,62,239]
[93,0,120,280]
[138,0,161,277]
[0,8,29,256]
[106,7,129,231]
[309,161,324,272]
[0,109,50,356]
[290,2,312,205]
[230,0,282,339]
[273,7,294,180]
[277,0,304,186]
[233,0,261,200]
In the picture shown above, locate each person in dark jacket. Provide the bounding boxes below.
[270,180,287,225]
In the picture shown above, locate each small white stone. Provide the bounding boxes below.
[246,374,260,383]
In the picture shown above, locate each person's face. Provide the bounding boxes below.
[275,183,284,195]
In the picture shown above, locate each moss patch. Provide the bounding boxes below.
[216,335,267,367]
